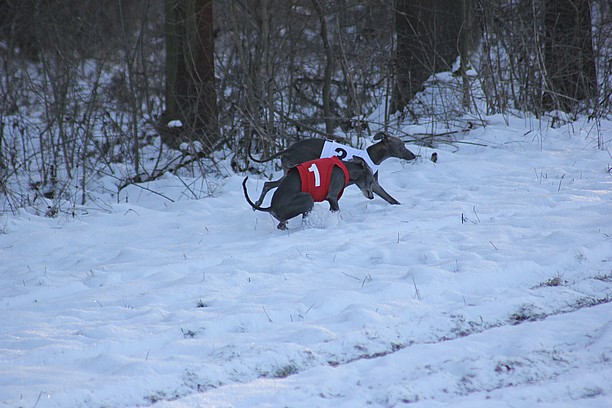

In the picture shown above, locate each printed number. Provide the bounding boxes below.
[308,163,321,187]
[335,147,348,159]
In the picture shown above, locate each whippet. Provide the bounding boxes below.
[243,156,375,230]
[249,131,416,206]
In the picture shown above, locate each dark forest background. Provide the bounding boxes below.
[0,0,609,214]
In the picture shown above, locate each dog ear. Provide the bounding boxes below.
[373,131,387,141]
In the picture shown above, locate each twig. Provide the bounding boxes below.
[304,303,315,315]
[124,208,140,216]
[412,276,421,301]
[453,140,488,147]
[121,180,175,203]
[557,174,565,192]
[262,306,273,322]
[33,391,45,408]
[472,206,481,223]
[342,272,361,281]
[176,175,198,199]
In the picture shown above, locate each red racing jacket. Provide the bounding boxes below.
[294,156,350,202]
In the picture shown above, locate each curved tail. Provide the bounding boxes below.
[242,177,272,212]
[247,139,287,163]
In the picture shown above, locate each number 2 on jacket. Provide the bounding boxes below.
[308,163,321,187]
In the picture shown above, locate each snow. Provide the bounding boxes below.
[1,114,611,408]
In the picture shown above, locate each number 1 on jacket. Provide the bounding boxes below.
[308,163,321,187]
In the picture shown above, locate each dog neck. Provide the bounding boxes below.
[320,140,378,172]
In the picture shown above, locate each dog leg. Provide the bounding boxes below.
[327,198,340,212]
[254,178,283,207]
[371,172,399,204]
[372,180,400,205]
[271,192,314,230]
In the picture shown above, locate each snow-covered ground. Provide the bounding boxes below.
[1,114,611,407]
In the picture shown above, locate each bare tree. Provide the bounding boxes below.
[391,0,463,114]
[477,0,605,118]
[164,0,218,148]
[543,0,597,112]
[312,0,335,138]
[216,0,396,169]
[458,0,478,110]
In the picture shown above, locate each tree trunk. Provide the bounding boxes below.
[543,0,597,112]
[459,0,474,110]
[312,0,335,138]
[391,0,463,114]
[164,0,218,148]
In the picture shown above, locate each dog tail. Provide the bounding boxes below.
[242,177,272,213]
[247,139,287,163]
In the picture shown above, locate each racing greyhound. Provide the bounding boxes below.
[249,131,416,206]
[243,156,375,230]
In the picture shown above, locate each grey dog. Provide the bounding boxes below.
[243,156,376,230]
[249,131,416,206]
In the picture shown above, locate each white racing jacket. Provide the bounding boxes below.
[319,140,379,173]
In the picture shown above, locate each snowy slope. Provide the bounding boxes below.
[1,114,611,408]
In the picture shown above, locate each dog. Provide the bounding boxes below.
[243,156,375,230]
[249,131,416,206]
